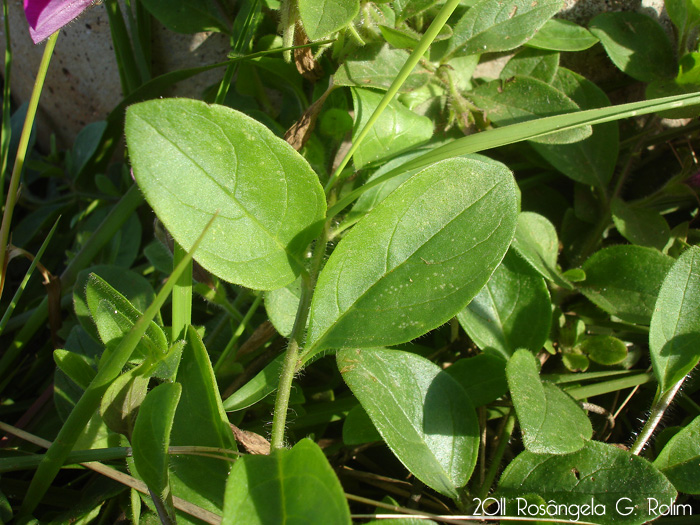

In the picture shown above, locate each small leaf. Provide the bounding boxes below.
[100,372,149,437]
[169,326,237,513]
[458,250,551,359]
[526,18,599,51]
[139,0,232,33]
[579,335,628,366]
[589,12,677,83]
[265,278,302,337]
[611,197,671,250]
[443,353,507,407]
[131,382,182,500]
[654,415,700,494]
[580,245,674,325]
[53,349,96,391]
[343,405,382,445]
[506,350,592,454]
[125,99,326,291]
[298,0,359,40]
[500,48,560,83]
[650,246,700,392]
[470,76,591,145]
[222,439,351,525]
[334,43,431,92]
[222,354,284,411]
[307,157,519,356]
[666,0,700,35]
[351,88,433,170]
[511,211,572,289]
[338,348,479,498]
[447,0,562,56]
[497,441,678,525]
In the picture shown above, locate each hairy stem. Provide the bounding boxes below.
[630,379,685,456]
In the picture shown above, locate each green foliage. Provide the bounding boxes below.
[654,415,700,494]
[298,0,359,40]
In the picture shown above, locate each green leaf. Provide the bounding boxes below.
[334,43,432,92]
[85,274,167,359]
[74,265,158,344]
[500,48,559,83]
[342,405,382,445]
[654,415,700,494]
[393,0,439,23]
[506,349,592,454]
[525,18,599,51]
[298,0,359,40]
[443,353,507,407]
[666,0,700,34]
[579,335,628,366]
[447,0,562,56]
[139,0,232,33]
[650,246,700,392]
[131,382,182,500]
[469,76,591,145]
[125,99,326,291]
[222,439,351,525]
[511,211,572,290]
[530,67,619,188]
[265,278,302,337]
[611,198,671,250]
[457,250,551,359]
[169,326,237,513]
[351,87,433,169]
[589,12,677,83]
[306,157,519,356]
[100,372,149,437]
[580,245,674,325]
[337,348,479,498]
[54,349,96,391]
[497,441,678,525]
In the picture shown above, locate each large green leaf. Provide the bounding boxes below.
[298,0,359,40]
[351,88,433,170]
[580,245,674,325]
[525,18,599,51]
[169,326,237,514]
[511,211,572,289]
[497,441,678,525]
[139,0,233,33]
[506,350,592,454]
[589,12,677,83]
[337,348,479,498]
[125,99,326,291]
[530,68,618,188]
[458,250,550,359]
[654,415,700,494]
[649,246,700,392]
[131,382,182,501]
[222,439,351,525]
[469,76,591,145]
[447,0,562,56]
[306,157,519,356]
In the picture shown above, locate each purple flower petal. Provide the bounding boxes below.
[24,0,94,44]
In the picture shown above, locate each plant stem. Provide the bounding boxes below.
[630,379,684,456]
[269,224,329,450]
[475,409,515,501]
[323,0,462,194]
[171,242,192,341]
[0,31,58,300]
[1,0,12,193]
[214,292,263,372]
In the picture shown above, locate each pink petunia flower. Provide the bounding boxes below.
[23,0,95,44]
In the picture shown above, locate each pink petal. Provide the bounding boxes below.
[23,0,94,44]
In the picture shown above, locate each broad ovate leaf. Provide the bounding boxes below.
[525,18,599,51]
[125,99,326,291]
[654,415,700,494]
[650,246,700,392]
[306,157,519,356]
[351,87,433,169]
[338,348,479,498]
[497,441,678,525]
[298,0,359,40]
[222,439,351,525]
[458,250,551,359]
[506,350,592,454]
[581,245,674,325]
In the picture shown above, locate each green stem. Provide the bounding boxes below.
[105,0,142,94]
[0,31,58,299]
[323,0,462,194]
[630,379,685,456]
[213,292,263,373]
[1,0,12,193]
[18,215,217,517]
[280,0,296,63]
[171,242,192,341]
[475,409,515,501]
[269,225,329,450]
